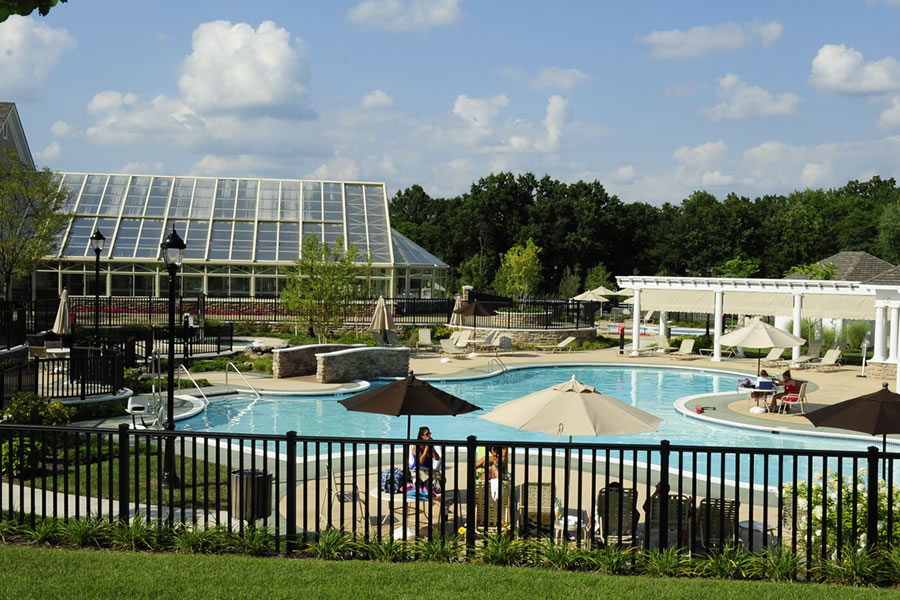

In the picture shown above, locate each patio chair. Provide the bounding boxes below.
[490,335,513,356]
[792,339,822,369]
[697,498,737,551]
[538,336,576,352]
[320,463,366,530]
[811,349,842,372]
[594,486,639,547]
[473,480,511,534]
[454,330,471,347]
[416,328,438,352]
[655,335,675,353]
[777,382,808,414]
[385,330,404,347]
[760,347,787,367]
[669,339,697,360]
[439,339,467,358]
[519,481,554,534]
[646,493,693,548]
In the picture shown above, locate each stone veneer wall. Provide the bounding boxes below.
[316,347,410,383]
[862,361,896,381]
[453,327,596,346]
[272,344,367,378]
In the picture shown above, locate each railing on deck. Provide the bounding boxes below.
[1,424,897,572]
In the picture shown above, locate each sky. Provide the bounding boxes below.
[4,0,900,205]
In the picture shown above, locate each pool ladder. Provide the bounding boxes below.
[488,357,508,373]
[225,361,262,401]
[178,364,210,407]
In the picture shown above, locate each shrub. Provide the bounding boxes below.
[112,516,155,552]
[24,517,62,545]
[641,546,693,577]
[414,535,463,562]
[2,392,72,425]
[0,436,42,478]
[304,528,355,560]
[698,543,754,579]
[589,545,636,575]
[252,356,272,374]
[474,534,531,566]
[173,524,229,554]
[845,321,871,350]
[235,526,275,557]
[63,516,112,548]
[816,547,883,586]
[754,548,804,582]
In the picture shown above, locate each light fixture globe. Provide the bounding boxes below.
[89,229,105,254]
[161,227,186,268]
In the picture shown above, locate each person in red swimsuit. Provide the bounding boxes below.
[770,370,798,412]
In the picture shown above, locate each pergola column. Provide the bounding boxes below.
[712,290,724,361]
[631,288,642,352]
[888,305,900,364]
[873,303,888,362]
[791,294,803,362]
[659,311,668,339]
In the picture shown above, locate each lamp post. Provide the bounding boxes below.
[89,229,105,341]
[161,227,185,489]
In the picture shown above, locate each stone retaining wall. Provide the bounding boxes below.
[272,344,367,378]
[863,361,896,380]
[453,327,596,346]
[316,347,410,383]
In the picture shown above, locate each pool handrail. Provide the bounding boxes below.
[226,361,262,400]
[178,364,210,407]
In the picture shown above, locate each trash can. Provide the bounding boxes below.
[230,469,272,522]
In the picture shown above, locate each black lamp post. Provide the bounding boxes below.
[89,229,105,340]
[160,227,185,489]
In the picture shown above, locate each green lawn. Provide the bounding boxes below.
[2,545,897,600]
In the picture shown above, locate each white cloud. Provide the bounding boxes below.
[361,89,394,108]
[86,93,199,145]
[612,165,637,183]
[87,91,139,114]
[346,0,462,32]
[673,140,728,166]
[190,154,276,177]
[801,162,828,187]
[536,95,568,151]
[452,94,509,131]
[879,97,900,128]
[50,121,73,137]
[119,161,165,174]
[306,153,361,180]
[703,73,800,120]
[178,21,311,115]
[530,67,589,91]
[637,21,781,59]
[700,170,733,185]
[35,141,61,162]
[0,16,75,99]
[809,44,900,93]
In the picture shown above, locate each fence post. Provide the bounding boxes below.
[118,423,130,524]
[867,445,879,548]
[285,430,297,555]
[465,435,477,552]
[659,439,670,549]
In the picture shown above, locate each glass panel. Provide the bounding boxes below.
[123,176,150,216]
[183,275,203,294]
[168,178,194,217]
[145,177,172,216]
[112,218,140,258]
[135,219,164,258]
[60,174,84,213]
[281,181,299,221]
[134,274,154,296]
[302,181,322,221]
[110,274,133,296]
[214,179,237,218]
[98,175,128,216]
[62,272,84,295]
[323,223,343,249]
[235,180,258,219]
[35,271,57,298]
[207,264,228,273]
[255,266,276,274]
[134,264,156,273]
[231,277,250,297]
[344,184,367,252]
[323,183,343,222]
[258,180,279,220]
[208,221,232,259]
[183,220,208,259]
[365,185,391,262]
[231,265,251,275]
[63,217,95,257]
[76,174,106,216]
[255,222,277,261]
[207,275,228,295]
[255,277,276,297]
[301,223,321,243]
[182,264,204,273]
[231,222,254,260]
[278,222,299,261]
[191,178,214,218]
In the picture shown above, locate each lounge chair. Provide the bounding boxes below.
[416,328,438,352]
[473,480,511,534]
[454,330,471,347]
[669,339,697,360]
[791,339,822,369]
[697,498,737,551]
[811,349,842,372]
[385,330,404,347]
[655,335,675,353]
[439,339,467,358]
[645,493,693,548]
[777,382,808,414]
[538,336,576,352]
[594,486,639,547]
[489,335,513,356]
[760,347,787,367]
[320,463,366,530]
[519,482,554,534]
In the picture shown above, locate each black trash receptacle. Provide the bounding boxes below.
[230,469,272,522]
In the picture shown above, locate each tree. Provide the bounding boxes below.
[0,150,69,299]
[584,263,613,291]
[785,262,836,280]
[876,201,900,264]
[280,235,368,343]
[715,257,760,278]
[557,265,581,299]
[0,0,66,22]
[493,238,542,300]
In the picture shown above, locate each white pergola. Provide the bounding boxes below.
[615,275,900,387]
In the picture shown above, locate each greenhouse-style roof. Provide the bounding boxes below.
[50,173,445,268]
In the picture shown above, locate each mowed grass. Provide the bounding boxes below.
[2,545,898,600]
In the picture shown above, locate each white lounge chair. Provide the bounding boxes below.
[811,349,842,372]
[760,347,787,367]
[416,328,438,352]
[538,336,576,352]
[792,340,822,369]
[439,339,467,358]
[669,339,697,360]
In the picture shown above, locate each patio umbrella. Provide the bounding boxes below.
[718,318,805,375]
[480,375,661,442]
[806,382,900,455]
[590,285,620,297]
[453,300,496,336]
[368,295,394,334]
[572,290,609,302]
[449,296,464,326]
[52,288,71,336]
[339,371,481,438]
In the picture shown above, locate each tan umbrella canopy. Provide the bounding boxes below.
[719,318,805,374]
[52,288,71,336]
[368,295,395,333]
[590,285,620,297]
[572,290,609,302]
[449,296,463,326]
[615,288,634,297]
[480,375,661,442]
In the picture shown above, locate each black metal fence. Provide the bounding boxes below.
[1,425,897,570]
[0,302,27,351]
[0,351,124,410]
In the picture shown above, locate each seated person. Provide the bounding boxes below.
[751,370,777,402]
[475,445,507,480]
[409,426,444,495]
[770,370,798,412]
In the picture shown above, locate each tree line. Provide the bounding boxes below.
[389,172,900,297]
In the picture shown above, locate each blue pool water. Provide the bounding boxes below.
[178,365,880,456]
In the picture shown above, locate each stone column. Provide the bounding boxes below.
[888,305,899,364]
[873,303,887,362]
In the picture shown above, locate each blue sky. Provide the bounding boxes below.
[4,0,900,204]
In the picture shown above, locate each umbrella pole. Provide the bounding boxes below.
[757,355,761,376]
[407,415,411,440]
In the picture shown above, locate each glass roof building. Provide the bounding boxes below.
[34,173,448,300]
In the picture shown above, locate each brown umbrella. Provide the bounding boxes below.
[806,382,900,454]
[454,300,496,335]
[339,371,481,438]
